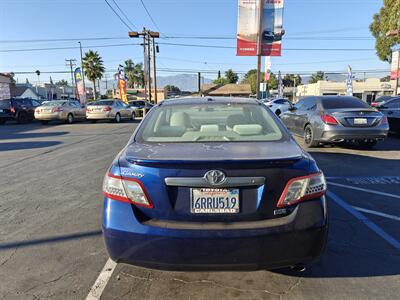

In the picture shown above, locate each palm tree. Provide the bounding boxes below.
[82,50,105,99]
[122,59,144,88]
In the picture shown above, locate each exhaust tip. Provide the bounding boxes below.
[291,264,306,272]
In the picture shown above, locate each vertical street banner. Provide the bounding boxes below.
[74,67,86,105]
[118,67,128,103]
[264,56,271,81]
[237,0,284,56]
[390,45,400,80]
[278,71,284,98]
[346,65,353,96]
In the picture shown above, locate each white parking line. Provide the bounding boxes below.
[86,258,117,300]
[327,191,400,251]
[353,206,400,222]
[328,182,400,199]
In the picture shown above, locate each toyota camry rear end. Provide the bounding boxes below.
[102,97,328,271]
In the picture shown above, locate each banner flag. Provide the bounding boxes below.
[74,67,86,105]
[278,71,284,98]
[390,45,400,80]
[237,0,284,56]
[264,56,271,81]
[346,65,353,96]
[118,67,128,103]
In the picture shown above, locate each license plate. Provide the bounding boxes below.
[190,188,239,214]
[354,118,367,125]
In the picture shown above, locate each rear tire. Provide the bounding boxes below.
[17,112,28,124]
[275,109,281,117]
[66,113,74,124]
[130,112,136,121]
[40,120,49,125]
[90,120,97,123]
[304,125,319,148]
[114,113,121,123]
[0,119,5,125]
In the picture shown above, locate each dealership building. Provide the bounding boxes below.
[296,78,397,103]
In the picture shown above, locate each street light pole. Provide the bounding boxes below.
[256,0,264,100]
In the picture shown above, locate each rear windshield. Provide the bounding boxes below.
[321,97,370,109]
[0,100,11,109]
[42,101,67,106]
[95,100,114,106]
[136,103,284,143]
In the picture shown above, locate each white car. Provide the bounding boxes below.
[263,98,292,116]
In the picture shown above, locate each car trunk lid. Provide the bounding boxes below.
[326,108,383,128]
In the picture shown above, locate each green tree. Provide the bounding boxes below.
[164,85,181,93]
[225,69,239,84]
[213,77,229,85]
[283,74,302,87]
[122,59,144,88]
[369,0,400,62]
[55,79,69,87]
[309,71,325,84]
[82,50,105,99]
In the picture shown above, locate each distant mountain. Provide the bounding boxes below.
[156,74,212,92]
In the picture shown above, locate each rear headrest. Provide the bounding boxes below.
[233,124,262,136]
[200,124,219,132]
[170,112,191,127]
[226,114,248,129]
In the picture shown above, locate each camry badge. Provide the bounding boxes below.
[204,170,226,186]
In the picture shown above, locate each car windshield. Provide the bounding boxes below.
[41,101,67,107]
[321,97,371,109]
[95,100,114,106]
[136,103,284,143]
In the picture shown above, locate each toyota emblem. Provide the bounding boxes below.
[204,170,226,185]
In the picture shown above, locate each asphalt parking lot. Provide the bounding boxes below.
[0,121,399,300]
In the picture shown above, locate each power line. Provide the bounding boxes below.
[139,0,164,36]
[104,0,134,31]
[111,0,138,30]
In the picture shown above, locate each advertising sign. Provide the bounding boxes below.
[118,67,128,103]
[264,56,271,81]
[346,65,353,96]
[74,68,86,105]
[390,45,400,80]
[237,0,284,56]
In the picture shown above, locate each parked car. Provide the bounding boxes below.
[280,96,389,148]
[378,97,400,134]
[102,97,328,271]
[128,100,154,117]
[34,100,86,124]
[262,98,292,116]
[370,96,396,107]
[86,99,135,123]
[0,98,42,124]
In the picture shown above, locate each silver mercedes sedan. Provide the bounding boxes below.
[280,96,389,148]
[86,99,135,123]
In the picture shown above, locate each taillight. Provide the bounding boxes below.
[35,108,41,113]
[380,115,388,125]
[277,172,327,208]
[10,106,15,113]
[52,107,63,113]
[103,173,153,208]
[320,114,338,125]
[371,102,377,107]
[104,106,112,112]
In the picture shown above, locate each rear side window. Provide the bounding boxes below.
[321,97,370,109]
[97,101,114,106]
[136,103,285,143]
[0,100,10,109]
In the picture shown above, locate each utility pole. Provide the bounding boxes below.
[128,29,160,102]
[78,42,86,97]
[152,36,158,104]
[65,59,77,99]
[293,76,296,102]
[255,0,265,100]
[198,72,201,95]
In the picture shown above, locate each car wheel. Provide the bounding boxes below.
[358,140,377,149]
[66,113,74,124]
[40,120,49,125]
[114,113,121,123]
[17,112,28,124]
[304,125,319,148]
[275,109,281,117]
[130,112,136,121]
[90,120,97,123]
[0,119,5,125]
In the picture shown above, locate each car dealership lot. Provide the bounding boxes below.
[0,122,399,300]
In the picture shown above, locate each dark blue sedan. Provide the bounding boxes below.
[102,97,328,271]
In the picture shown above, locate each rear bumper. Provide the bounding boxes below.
[102,197,328,271]
[34,112,64,120]
[320,128,388,142]
[86,112,113,120]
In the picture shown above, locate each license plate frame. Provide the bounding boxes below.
[190,188,240,214]
[354,118,368,125]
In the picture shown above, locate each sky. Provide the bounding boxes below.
[0,0,390,86]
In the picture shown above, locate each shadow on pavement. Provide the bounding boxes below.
[0,141,62,151]
[0,131,69,140]
[0,230,102,250]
